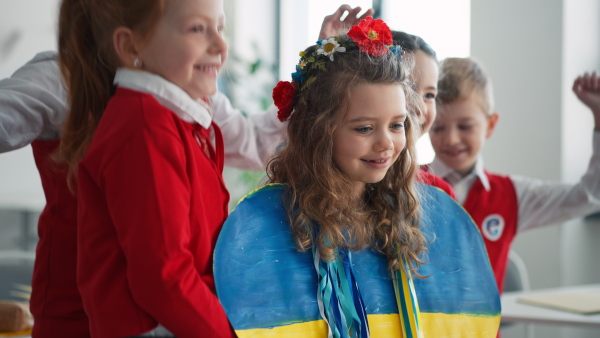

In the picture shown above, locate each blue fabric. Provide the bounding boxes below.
[314,248,369,338]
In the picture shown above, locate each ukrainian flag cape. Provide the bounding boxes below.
[214,184,501,337]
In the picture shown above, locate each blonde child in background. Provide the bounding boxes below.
[429,57,600,292]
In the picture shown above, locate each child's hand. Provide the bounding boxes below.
[573,72,600,127]
[318,5,375,40]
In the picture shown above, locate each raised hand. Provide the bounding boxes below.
[318,5,375,40]
[573,71,600,130]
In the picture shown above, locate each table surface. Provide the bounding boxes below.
[501,284,600,328]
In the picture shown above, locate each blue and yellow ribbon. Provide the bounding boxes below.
[314,247,369,338]
[393,258,423,338]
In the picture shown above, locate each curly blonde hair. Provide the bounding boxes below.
[267,35,427,275]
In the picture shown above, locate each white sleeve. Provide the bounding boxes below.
[0,51,67,152]
[210,91,284,171]
[513,131,600,232]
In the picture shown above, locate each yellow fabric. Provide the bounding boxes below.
[235,312,500,338]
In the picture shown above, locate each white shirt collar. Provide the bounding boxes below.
[113,68,212,128]
[429,155,491,191]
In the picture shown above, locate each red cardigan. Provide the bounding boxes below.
[77,88,233,338]
[30,139,90,337]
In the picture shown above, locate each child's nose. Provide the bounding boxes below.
[209,31,228,56]
[374,131,394,152]
[444,128,460,145]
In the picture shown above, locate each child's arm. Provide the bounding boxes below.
[211,92,282,171]
[318,5,375,40]
[0,51,66,152]
[572,71,600,130]
[514,71,600,232]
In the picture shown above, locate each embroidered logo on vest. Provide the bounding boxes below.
[482,214,504,241]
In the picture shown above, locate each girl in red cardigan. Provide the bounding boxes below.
[58,0,234,336]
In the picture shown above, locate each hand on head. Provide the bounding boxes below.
[319,5,375,40]
[572,71,600,129]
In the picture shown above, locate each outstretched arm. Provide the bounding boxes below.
[572,71,600,130]
[211,92,283,171]
[0,51,66,152]
[515,71,600,232]
[318,5,375,40]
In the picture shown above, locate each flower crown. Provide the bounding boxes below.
[273,17,404,122]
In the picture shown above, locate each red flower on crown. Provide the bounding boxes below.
[272,81,296,122]
[347,16,393,56]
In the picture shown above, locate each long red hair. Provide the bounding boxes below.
[57,0,165,185]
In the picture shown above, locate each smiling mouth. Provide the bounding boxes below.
[194,65,220,73]
[444,149,465,157]
[361,157,392,167]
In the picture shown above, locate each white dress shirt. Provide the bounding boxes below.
[429,131,600,233]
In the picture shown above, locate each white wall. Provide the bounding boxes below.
[560,0,600,286]
[472,0,564,290]
[471,0,600,337]
[560,3,600,338]
[0,0,59,78]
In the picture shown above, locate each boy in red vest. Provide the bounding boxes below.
[428,57,600,293]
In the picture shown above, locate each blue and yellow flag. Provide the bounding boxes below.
[214,184,501,337]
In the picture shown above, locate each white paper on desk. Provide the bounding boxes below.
[518,291,600,314]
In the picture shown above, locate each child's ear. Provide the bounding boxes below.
[485,112,499,139]
[113,27,140,68]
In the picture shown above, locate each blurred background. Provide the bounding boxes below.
[0,1,598,337]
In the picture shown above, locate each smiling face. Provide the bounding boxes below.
[136,0,227,99]
[412,50,439,136]
[333,83,407,196]
[429,94,498,176]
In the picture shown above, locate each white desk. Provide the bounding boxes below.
[501,284,600,328]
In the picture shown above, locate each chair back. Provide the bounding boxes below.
[504,250,531,293]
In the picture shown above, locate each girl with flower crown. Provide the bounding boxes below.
[270,18,424,335]
[214,17,501,338]
[270,14,424,297]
